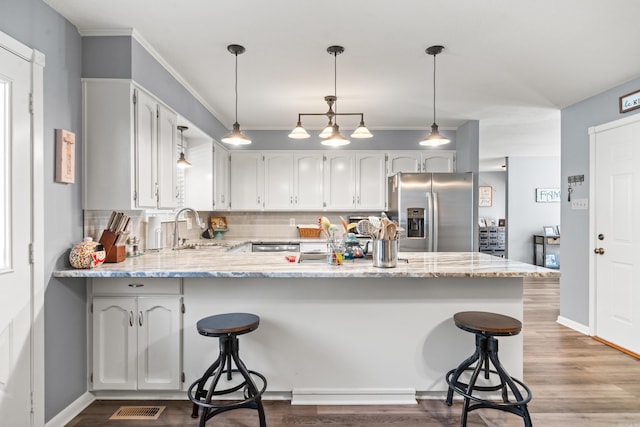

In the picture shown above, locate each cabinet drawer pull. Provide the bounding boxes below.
[139,311,143,326]
[128,283,144,288]
[129,311,134,327]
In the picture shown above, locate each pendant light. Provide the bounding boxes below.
[420,45,450,147]
[288,45,373,145]
[222,44,251,145]
[176,125,191,169]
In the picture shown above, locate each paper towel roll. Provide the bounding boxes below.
[146,216,162,250]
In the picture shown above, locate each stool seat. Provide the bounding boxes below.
[453,311,521,336]
[197,313,260,337]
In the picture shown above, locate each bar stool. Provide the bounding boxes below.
[445,311,532,427]
[188,313,267,427]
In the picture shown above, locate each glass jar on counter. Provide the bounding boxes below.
[69,237,105,269]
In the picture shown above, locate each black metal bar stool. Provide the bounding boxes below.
[188,313,267,427]
[445,311,532,427]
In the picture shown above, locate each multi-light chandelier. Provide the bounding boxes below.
[288,45,373,146]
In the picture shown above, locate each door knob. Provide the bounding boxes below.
[594,248,605,255]
[598,234,605,240]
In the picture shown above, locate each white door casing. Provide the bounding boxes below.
[0,31,45,427]
[589,113,640,355]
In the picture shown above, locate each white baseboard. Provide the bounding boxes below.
[292,388,417,405]
[557,315,590,335]
[45,392,94,427]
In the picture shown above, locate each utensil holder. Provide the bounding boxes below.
[371,239,398,268]
[99,230,126,263]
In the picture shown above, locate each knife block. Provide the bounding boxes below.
[99,230,126,263]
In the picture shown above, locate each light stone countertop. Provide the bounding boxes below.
[52,245,560,278]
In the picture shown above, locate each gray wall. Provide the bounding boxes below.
[0,0,85,422]
[455,120,480,249]
[560,76,640,326]
[478,171,507,226]
[507,156,561,264]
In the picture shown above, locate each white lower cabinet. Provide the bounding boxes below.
[91,279,182,391]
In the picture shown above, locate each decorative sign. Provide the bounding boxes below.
[536,188,560,203]
[619,89,640,114]
[478,186,492,207]
[55,129,75,183]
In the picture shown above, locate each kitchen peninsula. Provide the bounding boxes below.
[54,250,558,404]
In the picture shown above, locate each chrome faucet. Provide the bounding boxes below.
[173,208,205,248]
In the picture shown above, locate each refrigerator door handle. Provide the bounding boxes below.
[426,192,434,252]
[432,192,439,252]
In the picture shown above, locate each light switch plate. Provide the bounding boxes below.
[571,198,588,210]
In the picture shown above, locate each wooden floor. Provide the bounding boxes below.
[67,278,640,426]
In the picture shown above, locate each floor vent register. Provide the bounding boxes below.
[109,406,166,420]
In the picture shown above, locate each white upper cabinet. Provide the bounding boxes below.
[213,142,230,210]
[184,136,214,211]
[356,152,386,210]
[293,152,324,210]
[422,150,456,172]
[387,150,455,175]
[324,152,356,210]
[230,151,264,210]
[264,152,294,210]
[83,80,177,210]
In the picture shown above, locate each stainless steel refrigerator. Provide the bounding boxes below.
[387,172,474,252]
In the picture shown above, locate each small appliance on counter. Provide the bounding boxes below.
[146,216,162,250]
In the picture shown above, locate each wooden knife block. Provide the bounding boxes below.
[99,230,126,263]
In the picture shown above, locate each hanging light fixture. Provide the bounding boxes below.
[420,45,450,147]
[288,45,373,146]
[222,44,251,145]
[176,125,191,169]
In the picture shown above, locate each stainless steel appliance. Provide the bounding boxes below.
[251,242,300,252]
[387,172,474,252]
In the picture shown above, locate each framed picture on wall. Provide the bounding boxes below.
[543,225,557,236]
[479,186,492,207]
[535,188,560,203]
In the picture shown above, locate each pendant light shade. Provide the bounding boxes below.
[321,123,350,146]
[222,44,251,145]
[176,125,192,169]
[288,118,310,139]
[420,45,450,147]
[351,119,374,138]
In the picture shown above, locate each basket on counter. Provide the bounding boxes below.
[297,226,322,238]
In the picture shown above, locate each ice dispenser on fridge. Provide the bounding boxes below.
[406,208,425,238]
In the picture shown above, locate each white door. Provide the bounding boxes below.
[356,152,386,210]
[230,152,264,210]
[387,151,422,175]
[92,298,137,390]
[324,153,355,210]
[264,152,293,210]
[137,297,181,390]
[294,152,324,210]
[213,143,229,210]
[156,104,177,209]
[0,43,33,426]
[591,114,640,355]
[422,150,455,172]
[135,89,158,208]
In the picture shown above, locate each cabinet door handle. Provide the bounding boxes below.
[138,311,143,326]
[352,196,355,204]
[290,196,293,205]
[295,196,298,204]
[128,283,144,288]
[129,311,134,327]
[357,196,360,205]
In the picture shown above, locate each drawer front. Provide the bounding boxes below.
[92,278,182,296]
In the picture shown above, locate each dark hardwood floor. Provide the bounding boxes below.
[66,278,640,426]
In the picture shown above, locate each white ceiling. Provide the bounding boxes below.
[44,0,640,170]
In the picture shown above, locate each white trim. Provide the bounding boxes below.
[291,388,417,405]
[556,315,590,335]
[44,392,94,427]
[587,112,640,338]
[79,29,226,128]
[0,31,33,62]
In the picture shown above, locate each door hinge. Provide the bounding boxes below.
[132,91,137,104]
[28,243,34,264]
[181,372,185,383]
[30,392,34,414]
[90,372,93,383]
[181,303,185,314]
[133,190,137,201]
[29,93,34,115]
[90,303,93,313]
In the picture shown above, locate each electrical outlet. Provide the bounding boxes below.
[289,218,296,226]
[571,198,588,210]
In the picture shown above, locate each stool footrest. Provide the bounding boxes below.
[446,368,532,407]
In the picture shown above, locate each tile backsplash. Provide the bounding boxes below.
[84,210,373,250]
